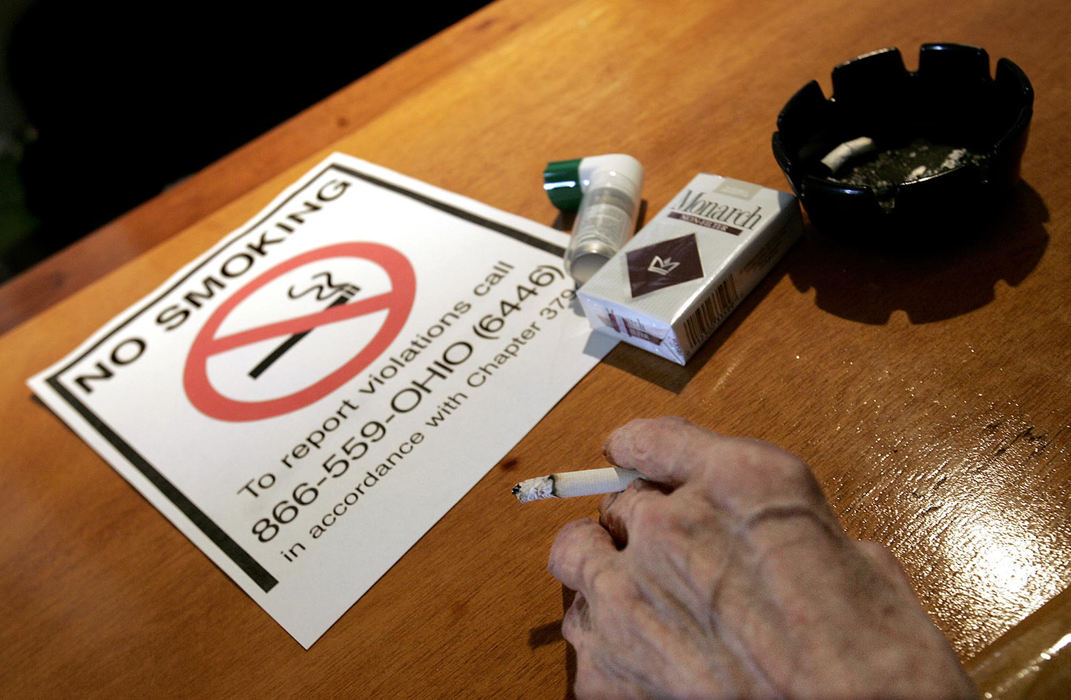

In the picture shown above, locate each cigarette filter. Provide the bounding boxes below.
[820,136,876,174]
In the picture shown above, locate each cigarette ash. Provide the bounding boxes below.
[830,139,982,209]
[512,474,557,503]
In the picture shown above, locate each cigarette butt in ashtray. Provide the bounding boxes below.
[512,467,643,503]
[820,136,875,174]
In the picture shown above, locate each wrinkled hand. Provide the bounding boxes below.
[548,417,975,698]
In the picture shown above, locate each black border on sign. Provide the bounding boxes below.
[45,161,567,593]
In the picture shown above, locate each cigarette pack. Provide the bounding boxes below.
[576,173,802,364]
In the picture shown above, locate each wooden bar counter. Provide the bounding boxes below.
[2,0,1069,695]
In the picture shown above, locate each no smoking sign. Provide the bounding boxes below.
[31,153,616,648]
[184,242,416,422]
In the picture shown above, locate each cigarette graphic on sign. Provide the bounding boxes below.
[183,242,415,422]
[248,272,360,379]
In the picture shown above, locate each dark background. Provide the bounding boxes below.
[0,0,491,282]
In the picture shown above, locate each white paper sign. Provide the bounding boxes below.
[28,153,614,648]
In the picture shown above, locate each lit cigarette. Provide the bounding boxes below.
[512,467,643,503]
[820,136,875,174]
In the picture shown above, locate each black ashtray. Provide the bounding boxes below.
[772,43,1033,245]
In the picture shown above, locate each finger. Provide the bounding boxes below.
[548,518,619,594]
[597,477,668,547]
[854,540,918,600]
[601,477,733,600]
[606,417,829,515]
[561,588,590,642]
[573,653,634,700]
[603,416,731,488]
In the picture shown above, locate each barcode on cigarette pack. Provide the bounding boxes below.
[681,276,739,348]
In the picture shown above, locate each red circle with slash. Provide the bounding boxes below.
[184,242,415,421]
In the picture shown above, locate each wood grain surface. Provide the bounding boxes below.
[2,0,1069,696]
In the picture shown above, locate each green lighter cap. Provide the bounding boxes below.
[542,158,584,211]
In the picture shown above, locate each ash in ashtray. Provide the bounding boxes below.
[829,138,983,207]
